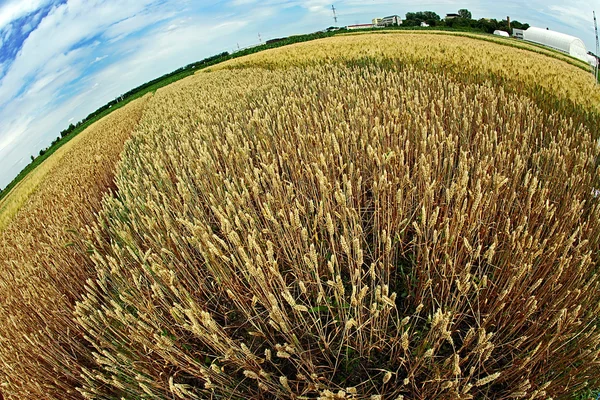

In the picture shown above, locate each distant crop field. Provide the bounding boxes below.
[340,30,592,72]
[0,117,108,232]
[214,32,599,113]
[1,32,599,400]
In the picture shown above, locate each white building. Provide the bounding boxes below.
[587,54,598,68]
[372,18,382,25]
[493,30,510,37]
[347,24,374,30]
[420,22,430,27]
[522,27,588,62]
[380,15,402,26]
[512,28,524,39]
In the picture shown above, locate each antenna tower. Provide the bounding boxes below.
[594,11,599,84]
[332,5,338,24]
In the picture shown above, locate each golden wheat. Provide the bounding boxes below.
[1,32,599,399]
[77,59,599,398]
[213,32,600,113]
[342,30,591,70]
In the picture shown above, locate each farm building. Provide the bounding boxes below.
[522,27,588,62]
[347,24,374,30]
[380,15,402,26]
[512,28,524,39]
[493,30,510,37]
[587,54,598,68]
[445,13,460,20]
[372,18,382,25]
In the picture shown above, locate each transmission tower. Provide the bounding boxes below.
[332,5,338,24]
[594,11,599,84]
[258,32,262,43]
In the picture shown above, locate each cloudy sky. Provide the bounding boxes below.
[0,0,597,189]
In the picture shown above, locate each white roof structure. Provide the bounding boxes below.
[523,27,588,62]
[347,24,374,30]
[493,30,510,37]
[587,54,598,67]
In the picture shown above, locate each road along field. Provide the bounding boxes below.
[2,32,600,399]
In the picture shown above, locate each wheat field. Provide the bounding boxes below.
[0,96,150,398]
[1,32,599,399]
[214,33,600,113]
[0,129,94,232]
[339,30,592,71]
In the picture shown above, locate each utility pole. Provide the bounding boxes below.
[594,11,599,84]
[332,5,338,24]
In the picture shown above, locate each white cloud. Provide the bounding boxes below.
[230,0,259,5]
[87,18,250,96]
[0,0,53,30]
[21,22,33,34]
[3,23,13,42]
[548,3,594,26]
[0,116,34,154]
[20,9,43,35]
[0,0,160,107]
[91,55,108,64]
[0,0,176,188]
[104,8,175,42]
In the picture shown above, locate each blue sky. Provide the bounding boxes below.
[0,0,598,190]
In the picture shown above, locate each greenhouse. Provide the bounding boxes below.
[523,27,588,62]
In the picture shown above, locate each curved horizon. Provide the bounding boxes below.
[0,0,597,190]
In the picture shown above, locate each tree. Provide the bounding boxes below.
[511,20,529,30]
[405,11,441,27]
[458,9,472,19]
[30,155,35,162]
[61,123,76,138]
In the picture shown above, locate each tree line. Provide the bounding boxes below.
[402,9,529,33]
